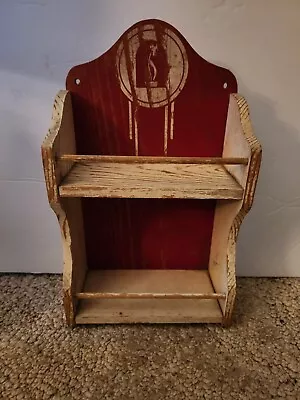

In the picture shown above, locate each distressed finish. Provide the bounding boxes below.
[41,20,261,326]
[58,155,248,164]
[76,269,226,300]
[208,94,262,325]
[59,162,243,199]
[76,298,223,324]
[41,91,87,326]
[224,94,262,324]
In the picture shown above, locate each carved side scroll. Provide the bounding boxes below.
[42,91,87,326]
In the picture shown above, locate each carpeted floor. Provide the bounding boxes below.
[0,274,299,400]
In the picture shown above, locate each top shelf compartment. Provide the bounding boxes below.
[58,156,246,200]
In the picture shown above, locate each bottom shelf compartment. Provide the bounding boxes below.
[75,269,224,324]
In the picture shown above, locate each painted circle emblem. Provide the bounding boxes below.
[116,24,189,108]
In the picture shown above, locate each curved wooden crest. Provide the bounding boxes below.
[66,19,237,157]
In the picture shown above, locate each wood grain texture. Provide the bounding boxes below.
[233,94,262,213]
[76,269,225,299]
[58,155,249,165]
[41,91,87,326]
[75,270,222,323]
[41,90,75,204]
[224,94,262,324]
[77,292,225,299]
[208,200,242,317]
[208,94,262,325]
[76,299,223,324]
[59,162,243,199]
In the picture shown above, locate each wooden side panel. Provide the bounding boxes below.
[209,94,262,324]
[41,91,75,203]
[222,97,251,188]
[41,91,87,326]
[66,19,238,270]
[231,95,262,214]
[61,198,87,311]
[208,200,242,316]
[225,94,262,324]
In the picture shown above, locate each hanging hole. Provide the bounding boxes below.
[223,82,228,89]
[75,78,81,85]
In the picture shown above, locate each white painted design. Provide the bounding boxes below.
[128,101,133,139]
[134,108,138,155]
[170,101,175,140]
[116,24,189,109]
[164,105,169,155]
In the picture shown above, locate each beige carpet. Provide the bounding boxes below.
[0,274,299,400]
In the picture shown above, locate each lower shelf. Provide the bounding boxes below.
[75,269,224,324]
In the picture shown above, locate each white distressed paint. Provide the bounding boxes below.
[170,102,175,140]
[117,25,188,108]
[128,101,133,140]
[164,105,169,155]
[0,0,299,276]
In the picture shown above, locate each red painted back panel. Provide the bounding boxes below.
[66,19,237,270]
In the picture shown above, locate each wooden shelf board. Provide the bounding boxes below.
[75,269,224,324]
[59,162,243,199]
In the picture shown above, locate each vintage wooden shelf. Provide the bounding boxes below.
[42,19,261,326]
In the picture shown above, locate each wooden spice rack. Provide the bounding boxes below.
[42,19,261,326]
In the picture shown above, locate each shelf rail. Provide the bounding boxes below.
[58,155,249,165]
[76,292,226,300]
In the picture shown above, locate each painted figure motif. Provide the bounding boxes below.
[136,40,169,88]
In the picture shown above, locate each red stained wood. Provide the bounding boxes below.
[66,19,237,270]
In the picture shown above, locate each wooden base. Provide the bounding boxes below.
[76,299,222,324]
[75,269,223,324]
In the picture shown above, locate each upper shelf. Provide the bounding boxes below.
[58,156,245,199]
